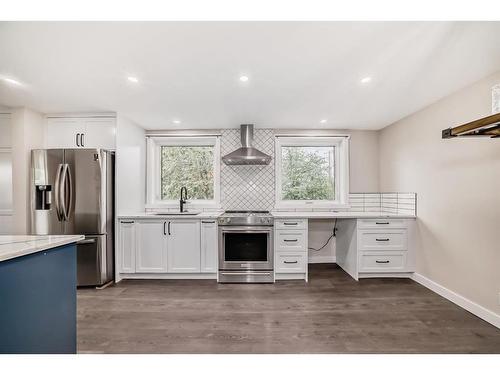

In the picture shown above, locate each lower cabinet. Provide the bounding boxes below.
[117,218,217,277]
[201,220,218,273]
[274,219,308,281]
[167,220,201,273]
[336,218,415,280]
[136,221,168,273]
[119,220,136,273]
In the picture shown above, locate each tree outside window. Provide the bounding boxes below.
[160,146,214,200]
[281,146,335,201]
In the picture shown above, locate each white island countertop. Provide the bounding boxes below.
[0,235,85,262]
[271,211,416,219]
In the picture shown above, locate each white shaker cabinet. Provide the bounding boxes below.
[119,220,136,273]
[82,118,116,149]
[135,220,168,273]
[167,220,201,273]
[47,118,85,148]
[46,116,116,149]
[201,220,218,273]
[117,217,217,278]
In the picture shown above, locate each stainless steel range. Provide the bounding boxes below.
[218,211,274,283]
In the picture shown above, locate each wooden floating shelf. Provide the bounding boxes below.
[442,112,500,139]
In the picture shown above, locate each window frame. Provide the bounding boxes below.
[274,136,350,209]
[146,136,221,209]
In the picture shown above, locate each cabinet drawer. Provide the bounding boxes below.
[275,219,307,230]
[275,252,307,274]
[359,252,406,272]
[276,231,306,251]
[357,219,408,229]
[359,229,407,251]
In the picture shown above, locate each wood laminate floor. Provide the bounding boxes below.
[77,264,500,353]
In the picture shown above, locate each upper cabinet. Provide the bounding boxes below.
[46,115,116,150]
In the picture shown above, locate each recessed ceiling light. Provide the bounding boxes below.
[239,75,249,82]
[172,120,181,125]
[320,119,327,124]
[360,76,372,84]
[127,76,139,83]
[1,77,22,86]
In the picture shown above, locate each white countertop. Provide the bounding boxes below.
[0,235,85,262]
[117,211,223,219]
[271,211,416,219]
[118,211,415,220]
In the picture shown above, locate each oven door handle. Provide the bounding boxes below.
[220,226,273,233]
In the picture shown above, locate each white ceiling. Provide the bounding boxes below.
[1,22,500,130]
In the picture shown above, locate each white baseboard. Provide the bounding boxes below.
[411,273,500,329]
[308,256,336,264]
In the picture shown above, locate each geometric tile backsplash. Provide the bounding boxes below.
[220,128,276,211]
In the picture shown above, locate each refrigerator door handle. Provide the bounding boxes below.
[60,164,73,221]
[65,163,73,221]
[54,163,64,221]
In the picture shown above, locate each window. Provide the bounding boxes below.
[275,136,349,209]
[147,136,220,208]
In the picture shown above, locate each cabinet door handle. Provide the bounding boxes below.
[284,261,298,264]
[163,222,167,235]
[376,260,390,264]
[168,221,171,235]
[376,222,389,225]
[283,222,298,226]
[283,239,298,242]
[202,221,215,224]
[76,133,80,147]
[81,133,85,147]
[375,238,390,242]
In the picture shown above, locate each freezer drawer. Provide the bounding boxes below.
[76,235,113,287]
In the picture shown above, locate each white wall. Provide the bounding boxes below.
[0,108,13,234]
[379,70,500,315]
[115,115,146,215]
[11,107,45,234]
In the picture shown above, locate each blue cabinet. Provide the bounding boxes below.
[0,244,77,354]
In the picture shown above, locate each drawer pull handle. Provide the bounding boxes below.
[376,260,390,264]
[284,261,298,264]
[121,220,134,224]
[202,221,216,224]
[283,239,298,242]
[283,222,298,226]
[376,222,390,225]
[376,238,390,242]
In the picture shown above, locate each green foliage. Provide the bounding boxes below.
[161,146,214,200]
[281,147,335,200]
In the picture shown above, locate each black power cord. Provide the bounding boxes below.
[308,218,337,251]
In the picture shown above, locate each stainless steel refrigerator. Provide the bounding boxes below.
[31,149,115,287]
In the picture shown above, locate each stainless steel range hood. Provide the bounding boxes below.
[222,124,272,165]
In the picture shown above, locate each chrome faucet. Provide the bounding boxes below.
[180,187,188,212]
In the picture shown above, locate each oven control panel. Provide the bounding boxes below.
[218,213,274,226]
[218,217,232,225]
